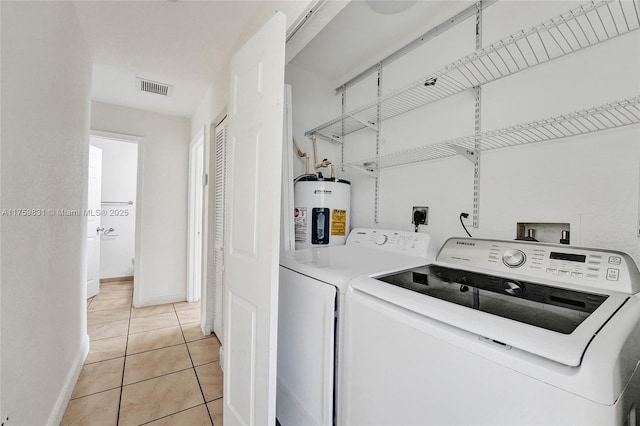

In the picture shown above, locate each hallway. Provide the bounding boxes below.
[61,280,223,425]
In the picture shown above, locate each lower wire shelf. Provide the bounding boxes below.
[340,95,640,172]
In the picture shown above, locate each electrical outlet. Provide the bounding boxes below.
[412,206,428,230]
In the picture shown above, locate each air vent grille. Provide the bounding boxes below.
[135,77,173,97]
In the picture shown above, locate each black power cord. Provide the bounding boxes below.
[459,212,472,237]
[413,209,427,232]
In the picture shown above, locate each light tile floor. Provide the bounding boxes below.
[62,281,223,425]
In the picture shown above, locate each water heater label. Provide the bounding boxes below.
[294,207,307,242]
[331,209,347,236]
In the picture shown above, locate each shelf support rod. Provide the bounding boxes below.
[341,85,346,171]
[374,63,382,224]
[473,1,483,229]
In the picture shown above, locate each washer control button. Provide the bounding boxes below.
[571,272,583,278]
[558,270,570,276]
[375,234,388,246]
[606,268,620,281]
[502,249,526,268]
[609,256,621,265]
[546,268,557,274]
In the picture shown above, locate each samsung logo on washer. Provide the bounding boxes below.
[457,241,476,246]
[314,189,332,195]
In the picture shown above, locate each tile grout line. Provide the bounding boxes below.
[118,301,209,424]
[64,283,131,424]
[176,302,215,425]
[121,365,195,388]
[68,385,122,402]
[76,294,209,425]
[122,341,187,358]
[115,284,134,426]
[137,403,211,426]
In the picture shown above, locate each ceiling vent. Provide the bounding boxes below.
[135,77,173,97]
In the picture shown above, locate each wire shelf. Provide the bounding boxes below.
[341,96,640,170]
[306,0,640,140]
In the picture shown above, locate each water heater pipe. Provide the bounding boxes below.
[311,134,335,178]
[292,136,310,175]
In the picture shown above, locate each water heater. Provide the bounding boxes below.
[294,176,351,249]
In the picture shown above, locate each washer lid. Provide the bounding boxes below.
[280,245,429,293]
[352,267,629,367]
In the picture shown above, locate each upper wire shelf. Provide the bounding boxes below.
[305,0,640,141]
[340,96,640,171]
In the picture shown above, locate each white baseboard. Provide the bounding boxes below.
[87,281,99,298]
[201,317,214,336]
[219,346,224,371]
[47,334,90,425]
[135,292,185,308]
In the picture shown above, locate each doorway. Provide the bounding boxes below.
[88,131,144,301]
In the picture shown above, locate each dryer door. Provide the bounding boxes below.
[277,266,337,426]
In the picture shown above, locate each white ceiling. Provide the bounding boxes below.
[73,1,472,119]
[73,0,314,118]
[290,0,473,86]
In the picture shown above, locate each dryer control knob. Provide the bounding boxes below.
[375,234,388,246]
[502,249,526,268]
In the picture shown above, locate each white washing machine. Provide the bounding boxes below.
[341,237,640,425]
[276,228,439,426]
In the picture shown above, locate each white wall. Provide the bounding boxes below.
[285,62,342,179]
[90,136,138,279]
[91,102,191,307]
[0,2,93,424]
[289,1,640,265]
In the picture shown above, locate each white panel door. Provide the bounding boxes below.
[87,145,102,298]
[223,11,286,426]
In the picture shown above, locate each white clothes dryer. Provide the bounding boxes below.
[276,228,438,426]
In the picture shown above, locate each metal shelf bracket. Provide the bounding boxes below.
[348,114,378,131]
[314,131,343,144]
[450,145,477,163]
[347,163,378,178]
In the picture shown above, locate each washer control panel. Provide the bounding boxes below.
[438,238,640,294]
[347,228,438,260]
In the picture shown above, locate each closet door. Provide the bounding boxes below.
[212,118,227,342]
[223,12,286,426]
